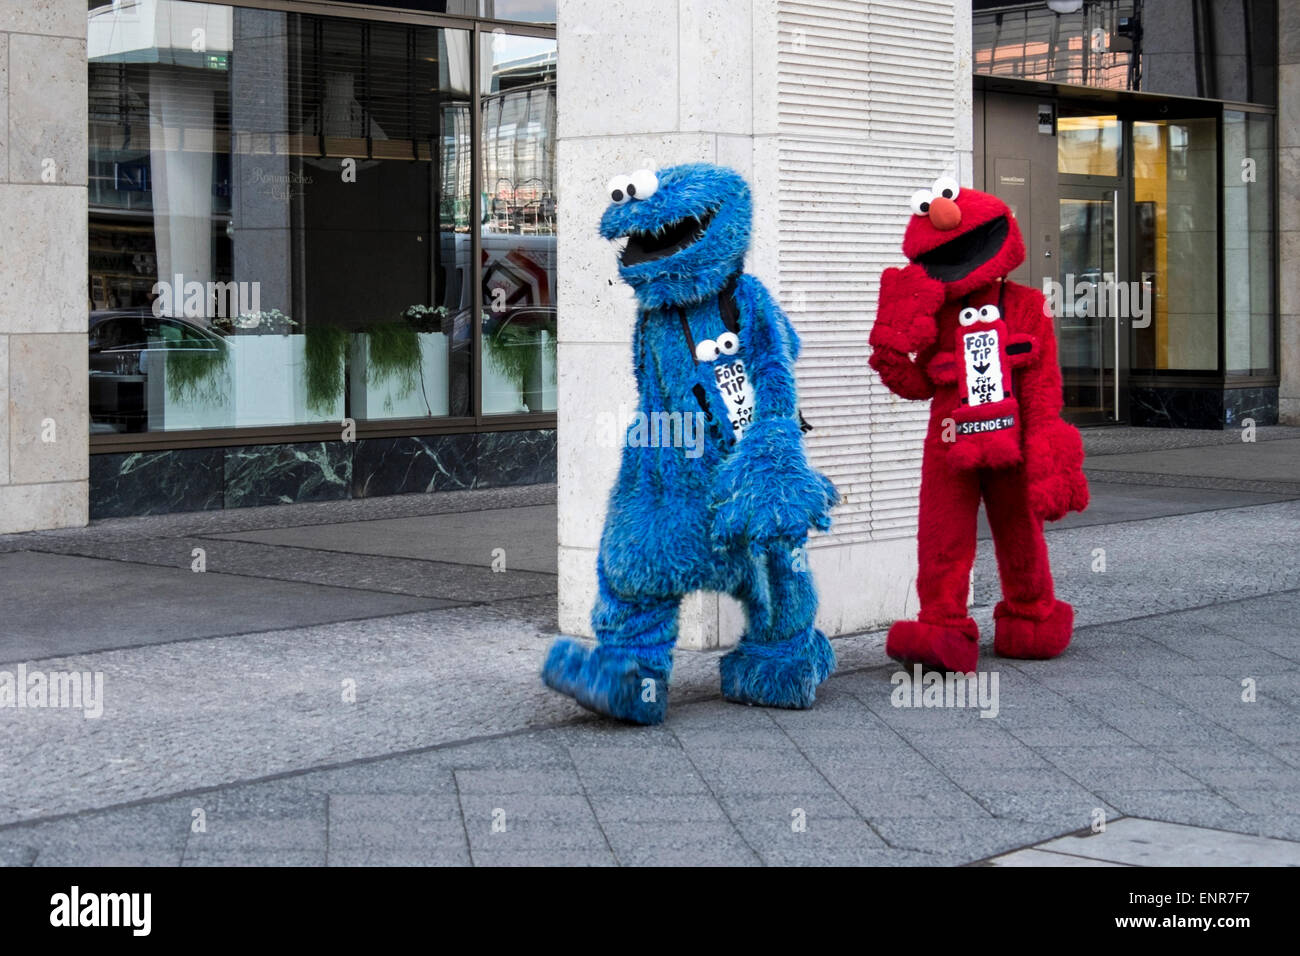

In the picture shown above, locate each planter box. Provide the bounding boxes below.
[349,331,451,420]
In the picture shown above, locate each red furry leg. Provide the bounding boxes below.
[885,441,982,672]
[982,468,1074,659]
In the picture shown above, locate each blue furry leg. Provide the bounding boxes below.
[540,570,677,725]
[720,628,835,709]
[542,639,670,725]
[720,538,835,708]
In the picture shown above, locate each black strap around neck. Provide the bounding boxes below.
[677,272,743,365]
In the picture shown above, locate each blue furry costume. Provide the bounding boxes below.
[542,163,839,724]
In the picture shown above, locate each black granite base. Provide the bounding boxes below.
[351,433,476,498]
[1223,386,1279,428]
[1129,386,1278,430]
[90,449,225,518]
[90,428,556,519]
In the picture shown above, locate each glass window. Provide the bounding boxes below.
[1130,118,1219,373]
[479,30,557,414]
[1058,114,1121,177]
[1222,110,1275,376]
[88,1,480,434]
[972,0,1277,106]
[480,1,556,21]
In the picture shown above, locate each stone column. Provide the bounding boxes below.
[0,2,89,534]
[556,0,970,649]
[1280,4,1300,424]
[555,0,768,649]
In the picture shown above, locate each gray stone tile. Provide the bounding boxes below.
[983,847,1128,867]
[869,816,1069,858]
[973,789,1114,824]
[327,794,465,850]
[587,793,729,823]
[737,817,889,866]
[599,821,758,866]
[465,819,608,853]
[327,847,471,866]
[182,849,326,867]
[1034,817,1300,866]
[0,844,37,867]
[452,769,584,795]
[472,848,618,867]
[1100,789,1245,822]
[186,813,328,851]
[718,792,862,822]
[36,847,183,867]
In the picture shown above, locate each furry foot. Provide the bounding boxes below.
[993,600,1073,660]
[541,638,669,725]
[720,628,836,709]
[885,618,979,672]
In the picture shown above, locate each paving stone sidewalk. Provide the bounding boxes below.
[0,427,1296,865]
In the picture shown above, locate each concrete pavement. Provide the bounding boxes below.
[0,427,1297,865]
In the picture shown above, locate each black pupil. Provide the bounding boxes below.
[611,189,623,201]
[941,189,953,198]
[627,183,636,196]
[919,201,930,212]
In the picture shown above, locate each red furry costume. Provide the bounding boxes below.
[869,178,1089,672]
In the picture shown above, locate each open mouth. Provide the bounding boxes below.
[619,209,716,267]
[916,215,1010,282]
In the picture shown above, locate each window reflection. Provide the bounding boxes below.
[1222,111,1275,376]
[1131,118,1219,372]
[87,1,478,433]
[1058,114,1120,177]
[479,32,557,414]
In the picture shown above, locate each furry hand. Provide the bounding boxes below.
[710,418,839,548]
[869,264,946,355]
[1025,418,1089,522]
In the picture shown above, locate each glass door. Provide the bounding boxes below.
[1056,186,1126,423]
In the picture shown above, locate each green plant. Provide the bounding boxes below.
[304,325,348,414]
[365,321,421,398]
[165,341,229,404]
[485,314,557,390]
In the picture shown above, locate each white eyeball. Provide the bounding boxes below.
[606,174,631,204]
[978,305,1001,321]
[627,169,658,200]
[695,338,721,362]
[931,176,961,202]
[909,188,934,216]
[958,307,980,327]
[717,331,740,356]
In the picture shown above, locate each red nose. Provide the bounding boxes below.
[928,196,961,231]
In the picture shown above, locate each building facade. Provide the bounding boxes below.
[973,0,1293,428]
[1,2,1295,649]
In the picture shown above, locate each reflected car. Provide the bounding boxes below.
[89,309,227,433]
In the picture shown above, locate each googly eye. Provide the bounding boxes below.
[978,305,1001,321]
[909,188,934,216]
[627,169,658,200]
[931,176,961,202]
[695,338,720,362]
[717,331,740,356]
[958,307,980,327]
[606,175,630,204]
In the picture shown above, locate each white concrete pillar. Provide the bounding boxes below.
[0,2,89,534]
[556,0,971,648]
[1280,3,1300,424]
